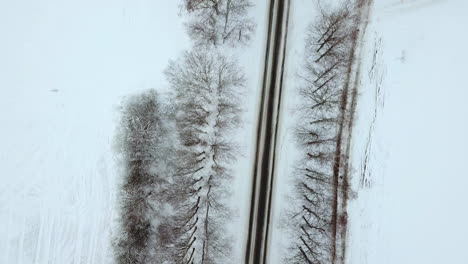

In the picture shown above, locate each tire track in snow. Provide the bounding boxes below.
[360,34,386,189]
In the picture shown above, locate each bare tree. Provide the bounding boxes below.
[114,90,176,264]
[287,5,358,264]
[181,0,255,46]
[165,48,245,264]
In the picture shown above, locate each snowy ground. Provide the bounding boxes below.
[0,0,270,263]
[346,0,468,263]
[269,0,468,263]
[0,1,189,263]
[3,0,467,263]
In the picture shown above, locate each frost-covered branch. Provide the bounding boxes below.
[181,0,255,46]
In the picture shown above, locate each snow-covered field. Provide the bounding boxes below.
[346,0,468,263]
[0,1,189,263]
[269,0,468,263]
[0,0,269,263]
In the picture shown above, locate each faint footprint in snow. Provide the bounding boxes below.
[397,50,406,63]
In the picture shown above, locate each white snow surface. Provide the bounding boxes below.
[346,0,468,263]
[0,1,190,263]
[270,0,468,263]
[0,0,270,263]
[4,0,466,263]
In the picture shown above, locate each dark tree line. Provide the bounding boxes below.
[115,90,177,264]
[114,1,255,263]
[288,5,358,264]
[181,0,255,46]
[115,52,245,264]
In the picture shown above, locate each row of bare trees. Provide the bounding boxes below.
[114,1,255,263]
[288,4,358,264]
[160,1,255,263]
[114,56,245,264]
